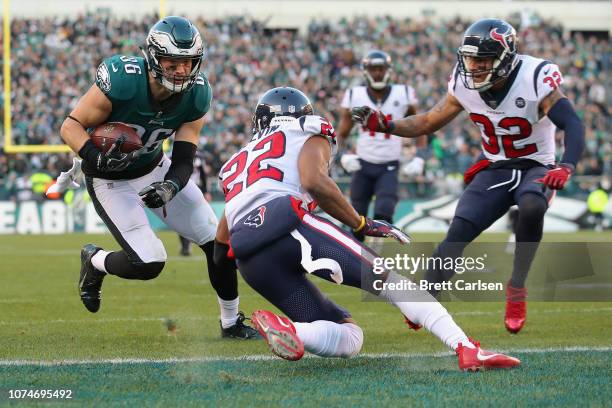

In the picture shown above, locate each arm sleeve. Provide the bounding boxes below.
[546,98,585,167]
[164,141,197,190]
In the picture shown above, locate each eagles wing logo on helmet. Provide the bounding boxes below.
[490,28,510,51]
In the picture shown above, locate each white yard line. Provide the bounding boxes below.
[1,346,611,367]
[1,307,611,326]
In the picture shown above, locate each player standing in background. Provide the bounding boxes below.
[337,50,423,241]
[352,18,585,334]
[216,86,520,370]
[59,16,258,339]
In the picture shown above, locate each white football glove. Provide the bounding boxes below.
[46,157,82,196]
[402,157,425,177]
[340,154,361,173]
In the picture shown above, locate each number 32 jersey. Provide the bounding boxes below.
[448,54,563,165]
[220,116,337,228]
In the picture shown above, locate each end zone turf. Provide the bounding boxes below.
[1,232,610,405]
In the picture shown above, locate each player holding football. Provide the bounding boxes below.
[351,18,585,333]
[337,50,422,241]
[59,16,258,339]
[215,86,520,370]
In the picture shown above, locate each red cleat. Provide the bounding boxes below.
[251,310,304,361]
[505,282,527,334]
[456,339,521,371]
[403,315,422,331]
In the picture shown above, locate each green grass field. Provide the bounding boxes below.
[1,232,611,406]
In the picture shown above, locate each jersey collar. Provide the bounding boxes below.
[366,86,392,108]
[478,60,523,110]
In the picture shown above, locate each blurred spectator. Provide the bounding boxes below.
[0,13,608,199]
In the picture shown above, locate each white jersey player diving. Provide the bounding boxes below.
[216,86,521,370]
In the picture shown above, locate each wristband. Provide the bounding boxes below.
[353,215,366,232]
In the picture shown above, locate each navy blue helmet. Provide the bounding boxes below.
[457,18,518,91]
[361,50,392,90]
[252,87,314,133]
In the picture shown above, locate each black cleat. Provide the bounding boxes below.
[220,311,262,340]
[78,244,106,313]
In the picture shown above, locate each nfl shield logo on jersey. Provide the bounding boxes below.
[244,206,266,228]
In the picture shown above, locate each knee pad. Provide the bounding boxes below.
[446,216,481,243]
[517,194,547,224]
[135,235,167,263]
[132,261,165,280]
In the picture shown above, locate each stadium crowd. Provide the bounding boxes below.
[0,13,609,200]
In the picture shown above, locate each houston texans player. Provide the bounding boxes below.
[337,50,422,241]
[352,18,585,334]
[215,86,520,370]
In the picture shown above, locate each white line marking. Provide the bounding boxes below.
[1,346,610,367]
[1,308,611,326]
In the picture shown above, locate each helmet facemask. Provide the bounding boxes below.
[362,51,392,91]
[457,21,518,92]
[457,47,516,92]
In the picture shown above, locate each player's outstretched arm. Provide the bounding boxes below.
[298,136,410,244]
[336,107,354,149]
[299,136,362,229]
[351,93,464,138]
[535,88,585,190]
[60,84,112,153]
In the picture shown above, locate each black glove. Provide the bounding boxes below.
[350,106,394,133]
[138,180,179,209]
[353,216,411,244]
[79,137,140,172]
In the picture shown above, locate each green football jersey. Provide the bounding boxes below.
[85,54,212,179]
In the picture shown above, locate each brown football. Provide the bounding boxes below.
[90,122,143,153]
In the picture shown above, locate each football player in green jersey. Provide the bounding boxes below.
[60,16,259,339]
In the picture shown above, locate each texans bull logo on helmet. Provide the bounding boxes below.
[490,27,512,51]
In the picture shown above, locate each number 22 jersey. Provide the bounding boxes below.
[448,54,563,165]
[220,115,337,228]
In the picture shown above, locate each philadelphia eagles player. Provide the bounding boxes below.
[60,16,258,339]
